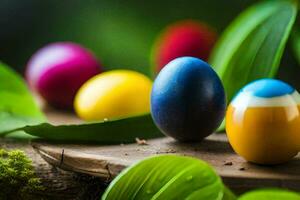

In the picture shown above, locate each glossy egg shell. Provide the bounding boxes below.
[151,57,226,142]
[226,79,300,165]
[151,20,217,74]
[74,70,152,121]
[26,42,102,109]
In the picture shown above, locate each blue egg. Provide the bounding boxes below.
[151,57,226,142]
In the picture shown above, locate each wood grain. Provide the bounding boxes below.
[33,133,300,193]
[32,103,300,193]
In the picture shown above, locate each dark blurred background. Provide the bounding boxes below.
[2,0,300,88]
[1,0,259,76]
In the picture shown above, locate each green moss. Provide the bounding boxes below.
[0,148,44,200]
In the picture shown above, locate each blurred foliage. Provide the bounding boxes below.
[0,0,257,76]
[291,26,300,66]
[0,62,45,139]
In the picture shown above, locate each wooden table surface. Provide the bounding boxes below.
[31,107,300,193]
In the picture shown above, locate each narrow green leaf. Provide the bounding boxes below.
[3,114,162,144]
[211,0,297,99]
[0,63,161,143]
[102,155,236,200]
[0,62,45,134]
[4,131,38,140]
[209,0,298,131]
[291,26,300,64]
[238,188,300,200]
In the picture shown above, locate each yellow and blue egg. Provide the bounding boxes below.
[226,78,300,164]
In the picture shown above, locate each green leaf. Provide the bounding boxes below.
[223,186,237,200]
[0,62,45,134]
[102,155,236,200]
[291,26,300,64]
[238,188,300,200]
[209,0,298,131]
[0,62,161,143]
[3,114,162,144]
[210,0,297,100]
[4,131,38,140]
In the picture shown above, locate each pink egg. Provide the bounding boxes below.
[26,42,102,109]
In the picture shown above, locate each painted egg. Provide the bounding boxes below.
[74,70,152,121]
[151,57,226,142]
[151,20,217,74]
[26,42,102,109]
[226,79,300,164]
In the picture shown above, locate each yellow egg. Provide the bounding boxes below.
[74,70,152,121]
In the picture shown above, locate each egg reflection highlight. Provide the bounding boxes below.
[226,79,300,165]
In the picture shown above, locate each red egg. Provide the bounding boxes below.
[26,42,102,109]
[151,20,217,74]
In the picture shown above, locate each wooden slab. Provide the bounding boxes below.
[33,133,300,193]
[34,105,300,192]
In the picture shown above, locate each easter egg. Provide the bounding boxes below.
[151,20,217,74]
[26,42,102,109]
[151,57,226,142]
[226,79,300,164]
[74,70,152,121]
